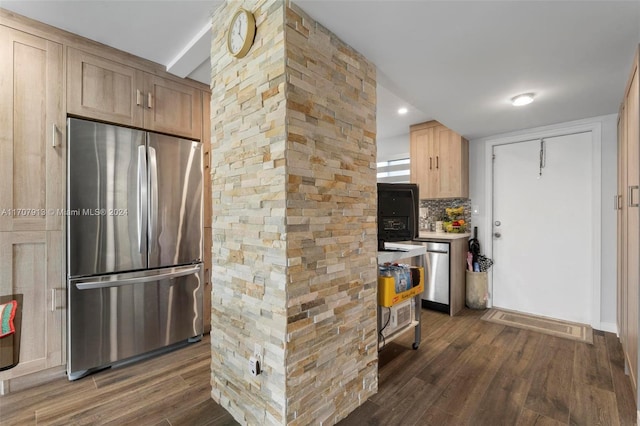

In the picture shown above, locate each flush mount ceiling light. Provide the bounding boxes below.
[397,107,408,115]
[511,93,535,106]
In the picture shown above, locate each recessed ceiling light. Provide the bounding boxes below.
[511,93,535,106]
[398,107,408,115]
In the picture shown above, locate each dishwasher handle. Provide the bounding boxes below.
[426,249,449,254]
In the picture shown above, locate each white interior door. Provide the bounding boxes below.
[492,132,593,324]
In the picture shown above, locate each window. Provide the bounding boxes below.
[377,158,410,183]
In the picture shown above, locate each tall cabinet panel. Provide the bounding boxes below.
[626,53,639,401]
[0,27,64,232]
[618,45,639,404]
[617,106,627,349]
[0,26,65,382]
[202,91,212,334]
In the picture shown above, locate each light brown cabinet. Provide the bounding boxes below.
[410,121,469,199]
[0,26,65,232]
[617,45,639,402]
[0,26,65,383]
[67,47,202,140]
[202,91,212,334]
[0,231,64,380]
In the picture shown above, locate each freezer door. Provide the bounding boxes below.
[67,264,203,380]
[68,118,147,277]
[147,133,202,268]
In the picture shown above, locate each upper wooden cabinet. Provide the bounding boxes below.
[0,26,65,232]
[67,47,143,129]
[410,121,469,199]
[144,74,202,139]
[67,47,202,140]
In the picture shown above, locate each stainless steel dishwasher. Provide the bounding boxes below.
[415,241,450,313]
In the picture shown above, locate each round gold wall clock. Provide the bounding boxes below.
[227,8,256,58]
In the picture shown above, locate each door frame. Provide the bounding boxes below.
[483,121,602,328]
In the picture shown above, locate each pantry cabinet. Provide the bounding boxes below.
[0,26,65,385]
[202,91,212,334]
[0,26,65,233]
[410,121,469,199]
[67,47,202,140]
[617,45,639,402]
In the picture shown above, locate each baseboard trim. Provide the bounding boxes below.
[0,365,65,396]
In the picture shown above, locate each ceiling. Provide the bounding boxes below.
[2,0,639,143]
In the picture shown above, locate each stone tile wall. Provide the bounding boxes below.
[210,0,288,424]
[284,2,378,424]
[210,1,377,424]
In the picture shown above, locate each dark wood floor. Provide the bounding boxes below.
[0,309,635,425]
[0,336,237,426]
[340,309,637,426]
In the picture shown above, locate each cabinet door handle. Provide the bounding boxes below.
[51,288,56,311]
[136,89,142,106]
[147,93,153,109]
[619,195,623,210]
[429,157,432,170]
[436,156,439,169]
[629,186,639,207]
[52,124,58,148]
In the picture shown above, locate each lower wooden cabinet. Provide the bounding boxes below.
[0,231,64,381]
[204,227,212,334]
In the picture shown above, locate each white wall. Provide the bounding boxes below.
[469,114,618,332]
[377,133,409,162]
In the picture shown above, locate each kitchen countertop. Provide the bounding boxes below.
[416,231,471,241]
[377,242,427,264]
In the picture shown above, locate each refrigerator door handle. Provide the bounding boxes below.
[137,146,147,254]
[74,265,201,290]
[148,146,159,251]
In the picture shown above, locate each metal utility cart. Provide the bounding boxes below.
[377,242,426,350]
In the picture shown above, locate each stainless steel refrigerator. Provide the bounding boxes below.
[66,118,203,380]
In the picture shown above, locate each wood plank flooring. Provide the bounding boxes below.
[0,308,635,425]
[340,309,636,426]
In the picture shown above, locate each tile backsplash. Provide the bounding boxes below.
[419,198,472,232]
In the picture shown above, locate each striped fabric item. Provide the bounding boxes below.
[0,300,17,338]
